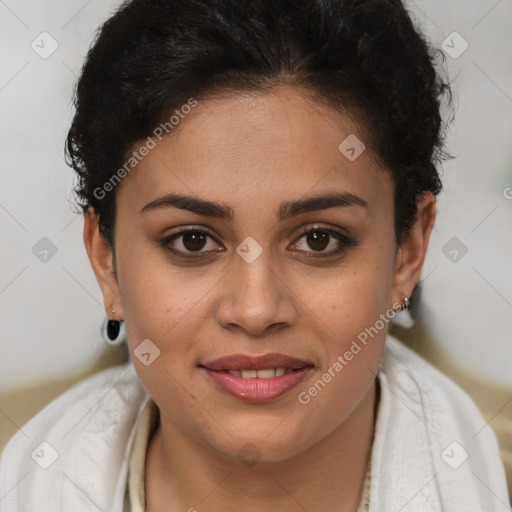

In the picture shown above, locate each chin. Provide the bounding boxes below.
[205,421,312,465]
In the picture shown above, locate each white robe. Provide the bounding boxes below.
[0,335,509,511]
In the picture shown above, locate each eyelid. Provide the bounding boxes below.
[164,225,220,241]
[292,223,349,239]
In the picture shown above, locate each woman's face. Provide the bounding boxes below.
[86,85,434,462]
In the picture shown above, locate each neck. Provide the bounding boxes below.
[145,380,378,512]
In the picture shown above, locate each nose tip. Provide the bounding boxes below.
[217,295,293,337]
[215,259,297,336]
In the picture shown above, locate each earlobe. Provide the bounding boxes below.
[391,192,437,306]
[83,207,123,317]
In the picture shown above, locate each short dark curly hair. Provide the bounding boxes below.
[66,0,452,250]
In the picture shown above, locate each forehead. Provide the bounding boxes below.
[116,86,393,221]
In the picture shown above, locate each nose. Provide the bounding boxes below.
[215,249,298,337]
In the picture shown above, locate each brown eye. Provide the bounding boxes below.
[306,231,330,251]
[289,226,355,258]
[181,231,208,251]
[161,229,223,260]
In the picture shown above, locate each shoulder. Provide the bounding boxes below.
[0,362,149,512]
[1,362,145,451]
[379,334,496,451]
[381,335,486,420]
[369,335,510,510]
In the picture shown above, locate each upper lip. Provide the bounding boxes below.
[201,353,314,371]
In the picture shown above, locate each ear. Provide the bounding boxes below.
[391,192,436,306]
[83,207,123,319]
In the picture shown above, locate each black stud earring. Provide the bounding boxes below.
[107,319,121,340]
[102,308,126,346]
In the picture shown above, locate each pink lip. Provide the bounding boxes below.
[202,352,312,371]
[201,353,313,402]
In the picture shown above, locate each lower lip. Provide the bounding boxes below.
[202,367,312,402]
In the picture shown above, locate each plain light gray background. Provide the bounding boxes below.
[0,0,511,391]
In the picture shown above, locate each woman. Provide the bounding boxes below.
[0,0,509,510]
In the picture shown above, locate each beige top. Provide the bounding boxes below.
[125,399,371,512]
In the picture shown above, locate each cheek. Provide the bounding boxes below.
[116,236,211,338]
[299,253,395,335]
[295,249,393,398]
[115,251,213,429]
[295,267,390,429]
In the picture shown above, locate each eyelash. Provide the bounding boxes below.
[160,225,355,261]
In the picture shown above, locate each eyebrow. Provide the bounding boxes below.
[139,191,367,221]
